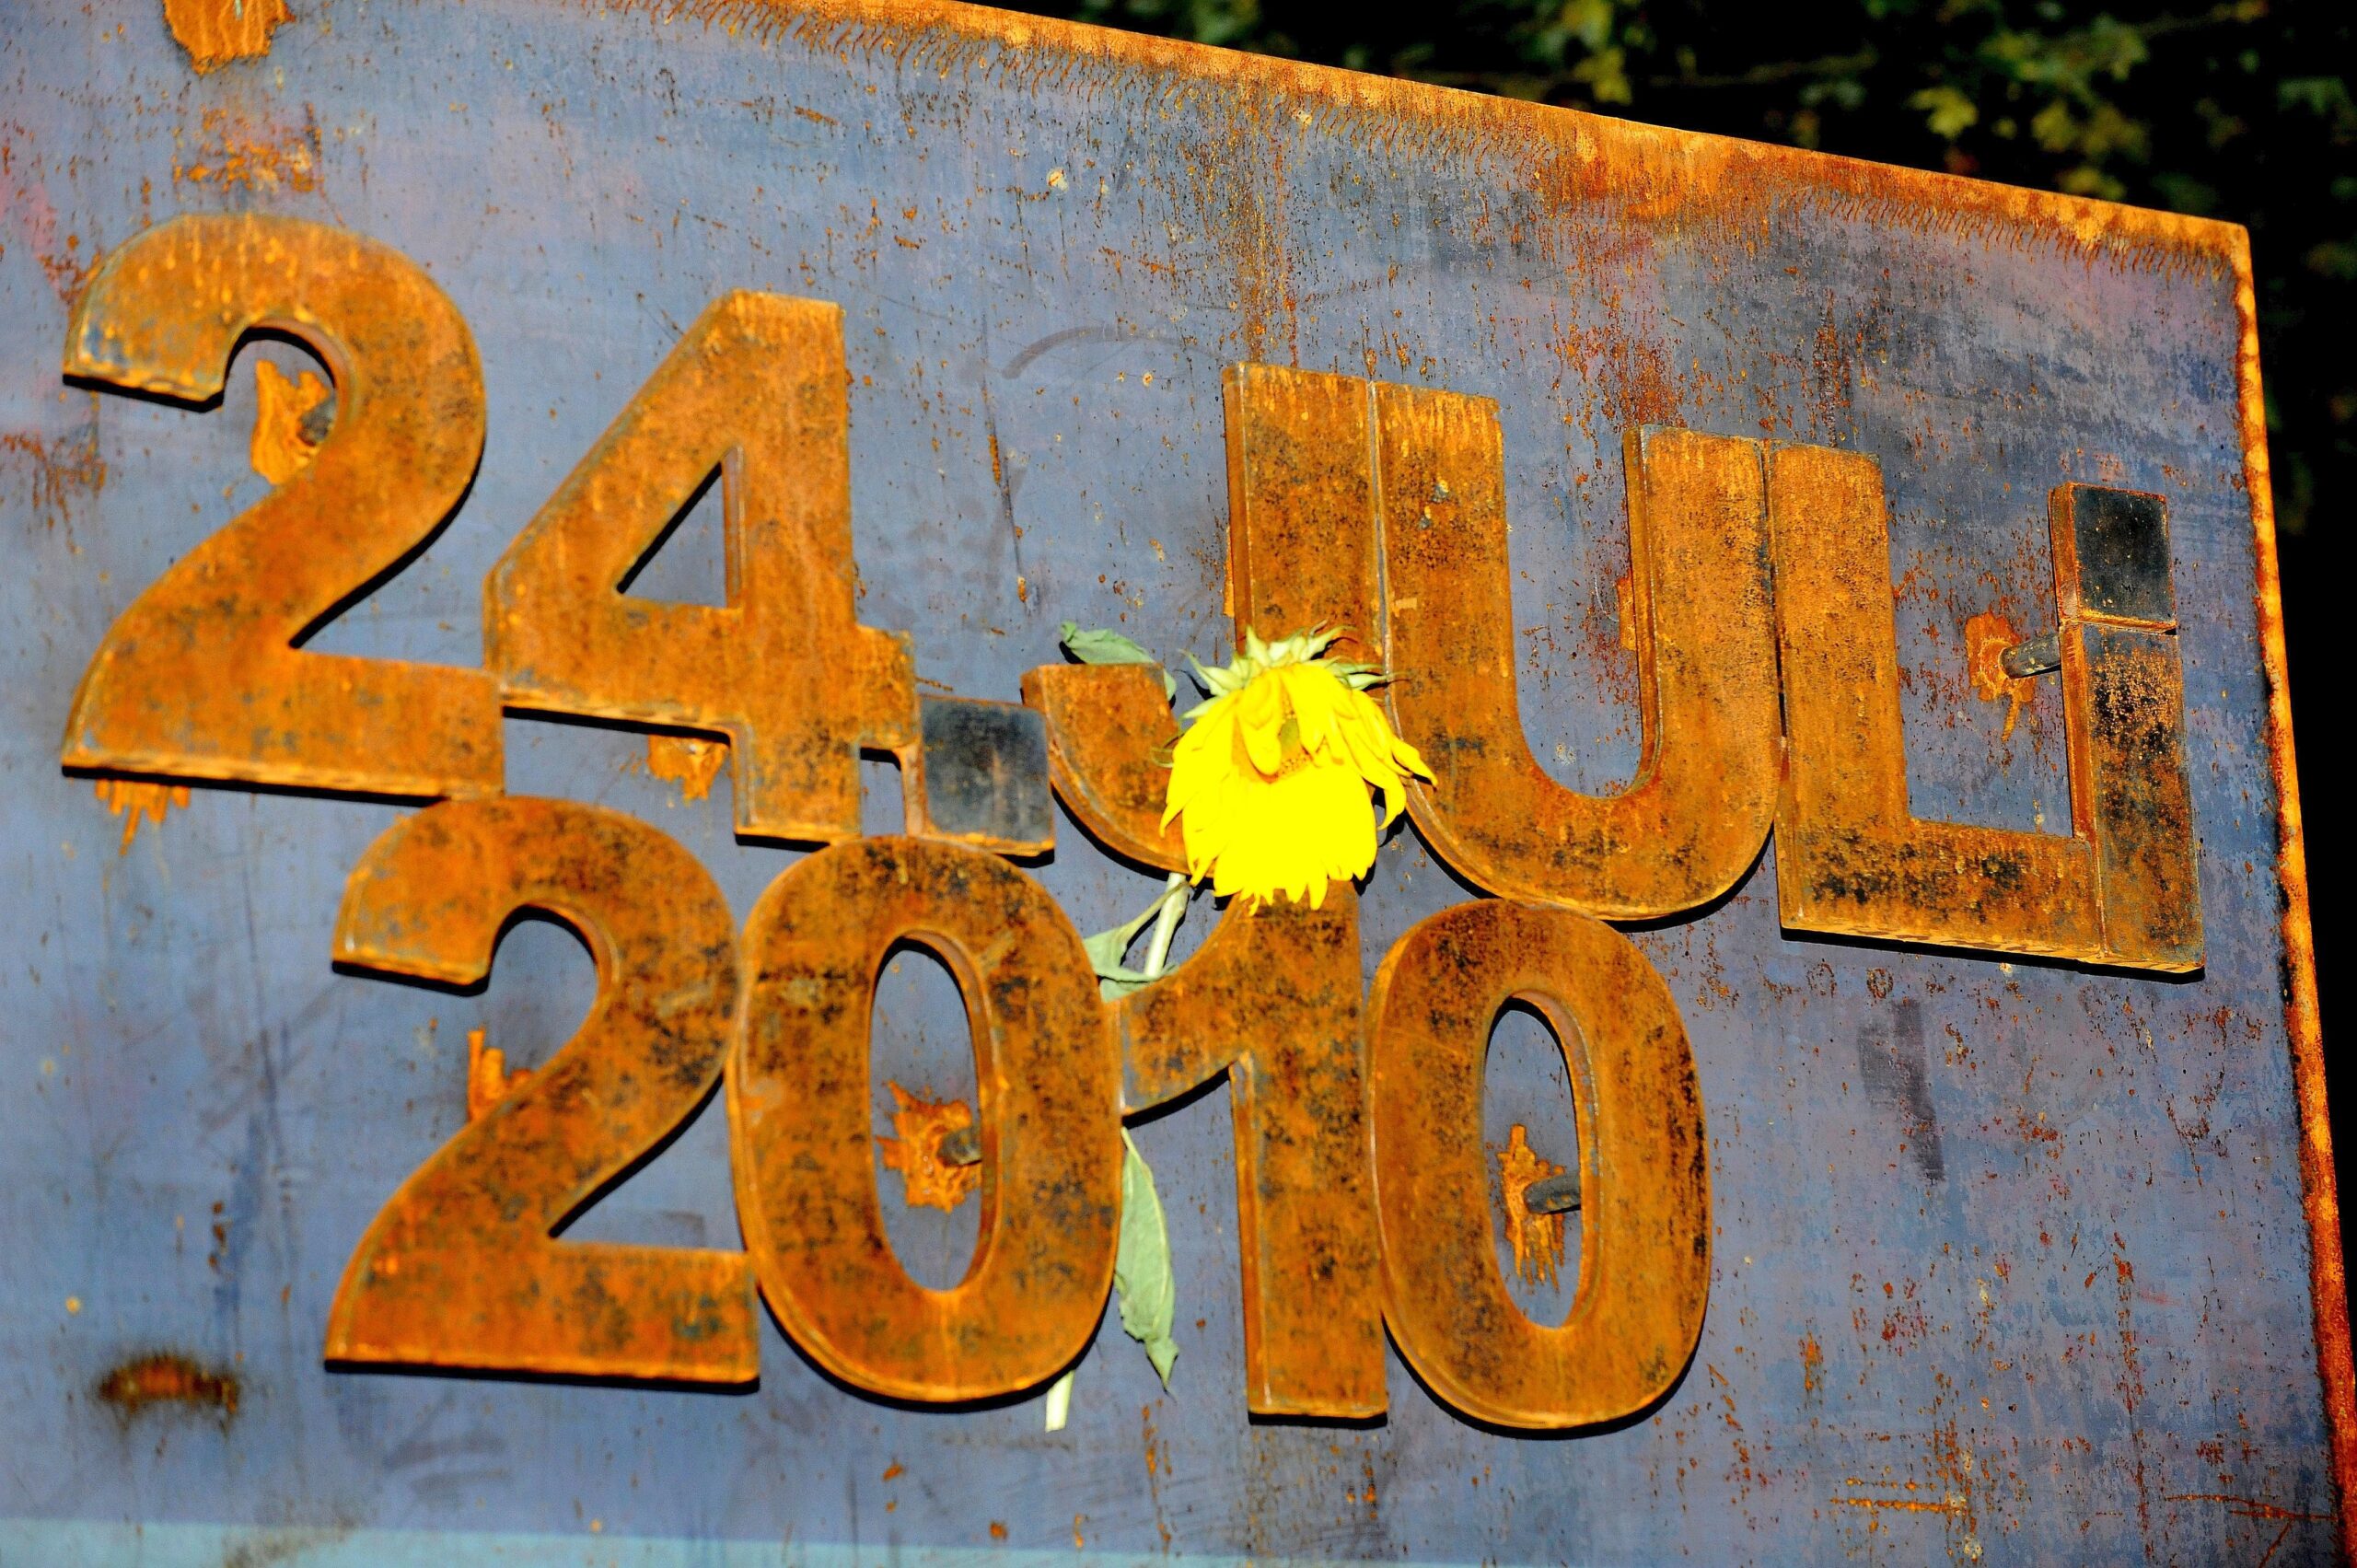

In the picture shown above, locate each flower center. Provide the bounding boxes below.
[1231,709,1324,781]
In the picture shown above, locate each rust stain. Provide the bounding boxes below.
[464,1027,529,1121]
[0,425,106,531]
[96,1352,239,1423]
[0,175,88,303]
[250,359,331,485]
[1963,610,2033,741]
[876,1081,978,1213]
[162,0,294,74]
[1141,1403,1174,1550]
[645,733,729,801]
[594,0,2242,290]
[1495,1123,1566,1288]
[1829,1485,1965,1516]
[94,777,190,854]
[173,107,319,192]
[1550,317,1682,431]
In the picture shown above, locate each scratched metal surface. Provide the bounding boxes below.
[0,0,2335,1562]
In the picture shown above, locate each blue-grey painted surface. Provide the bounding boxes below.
[0,1,2333,1562]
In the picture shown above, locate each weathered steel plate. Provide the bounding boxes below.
[0,0,2345,1562]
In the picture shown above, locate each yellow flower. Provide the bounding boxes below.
[1161,629,1432,908]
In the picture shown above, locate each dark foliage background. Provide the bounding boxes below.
[1008,0,2357,1305]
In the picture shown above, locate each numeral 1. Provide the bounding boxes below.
[1115,889,1387,1418]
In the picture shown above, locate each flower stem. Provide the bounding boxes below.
[1141,871,1190,979]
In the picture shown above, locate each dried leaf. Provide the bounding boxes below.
[1115,1130,1178,1387]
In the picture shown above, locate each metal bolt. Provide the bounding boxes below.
[1523,1171,1581,1215]
[2000,630,2061,679]
[937,1125,981,1167]
[298,391,338,447]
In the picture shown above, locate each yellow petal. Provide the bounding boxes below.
[1163,692,1237,828]
[1235,674,1291,776]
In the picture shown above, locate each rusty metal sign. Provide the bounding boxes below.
[1,0,2347,1562]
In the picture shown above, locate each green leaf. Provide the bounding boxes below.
[1185,651,1242,700]
[1061,621,1177,700]
[1082,911,1155,977]
[1115,1129,1178,1388]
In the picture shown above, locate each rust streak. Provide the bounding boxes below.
[2163,1493,2332,1523]
[586,0,2241,282]
[2232,222,2357,1562]
[0,425,106,529]
[95,777,190,854]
